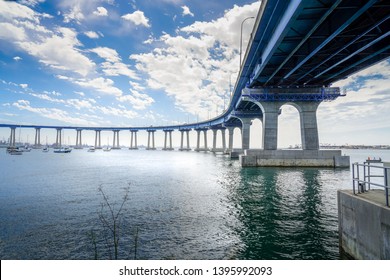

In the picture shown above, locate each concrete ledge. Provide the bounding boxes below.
[194,148,209,152]
[179,148,191,151]
[162,148,174,151]
[210,148,226,153]
[228,149,243,159]
[240,149,349,167]
[338,190,390,259]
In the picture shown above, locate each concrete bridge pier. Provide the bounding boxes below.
[94,130,102,149]
[55,128,62,148]
[33,127,41,148]
[211,128,226,153]
[239,118,253,150]
[74,129,83,149]
[112,130,121,149]
[195,128,209,152]
[179,129,191,151]
[8,127,16,147]
[146,129,156,150]
[163,129,174,150]
[129,130,138,150]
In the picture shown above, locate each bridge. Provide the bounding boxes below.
[2,0,389,166]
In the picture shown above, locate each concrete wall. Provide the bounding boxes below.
[338,190,390,259]
[239,149,347,167]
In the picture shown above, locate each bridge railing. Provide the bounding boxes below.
[352,161,390,207]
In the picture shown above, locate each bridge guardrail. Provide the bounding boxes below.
[352,161,390,207]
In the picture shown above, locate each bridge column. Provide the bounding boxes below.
[9,127,16,147]
[163,130,173,150]
[94,130,102,149]
[186,130,190,150]
[261,102,279,150]
[112,130,121,149]
[34,127,41,148]
[211,129,218,152]
[240,118,252,150]
[146,130,156,150]
[75,129,83,149]
[226,127,234,152]
[179,129,191,151]
[195,128,208,152]
[221,128,226,151]
[55,128,62,148]
[129,130,138,150]
[298,102,320,150]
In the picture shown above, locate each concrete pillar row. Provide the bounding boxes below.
[221,128,226,150]
[212,129,218,150]
[186,130,190,149]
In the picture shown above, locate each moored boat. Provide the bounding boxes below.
[53,147,72,153]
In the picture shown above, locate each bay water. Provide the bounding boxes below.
[0,148,388,259]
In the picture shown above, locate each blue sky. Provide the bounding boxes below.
[0,0,389,147]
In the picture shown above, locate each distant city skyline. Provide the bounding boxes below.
[0,0,389,147]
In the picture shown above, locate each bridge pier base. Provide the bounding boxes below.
[240,149,349,167]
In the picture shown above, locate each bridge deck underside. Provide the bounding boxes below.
[248,0,390,88]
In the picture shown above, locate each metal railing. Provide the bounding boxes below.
[352,160,390,207]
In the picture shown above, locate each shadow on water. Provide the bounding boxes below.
[225,167,340,260]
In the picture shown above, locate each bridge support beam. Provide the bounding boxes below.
[55,128,62,148]
[146,130,156,150]
[34,127,41,148]
[9,127,16,147]
[94,130,102,149]
[179,129,191,151]
[75,129,83,149]
[195,128,209,152]
[163,130,174,150]
[112,130,121,149]
[129,130,138,150]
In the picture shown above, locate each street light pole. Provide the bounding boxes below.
[240,16,255,69]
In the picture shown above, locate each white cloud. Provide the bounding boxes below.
[73,77,123,96]
[18,27,95,77]
[182,5,194,17]
[90,47,139,79]
[117,88,154,110]
[13,56,22,61]
[121,10,151,27]
[84,31,100,39]
[0,22,27,41]
[20,84,28,89]
[93,6,108,16]
[63,5,85,23]
[12,99,97,126]
[129,2,259,119]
